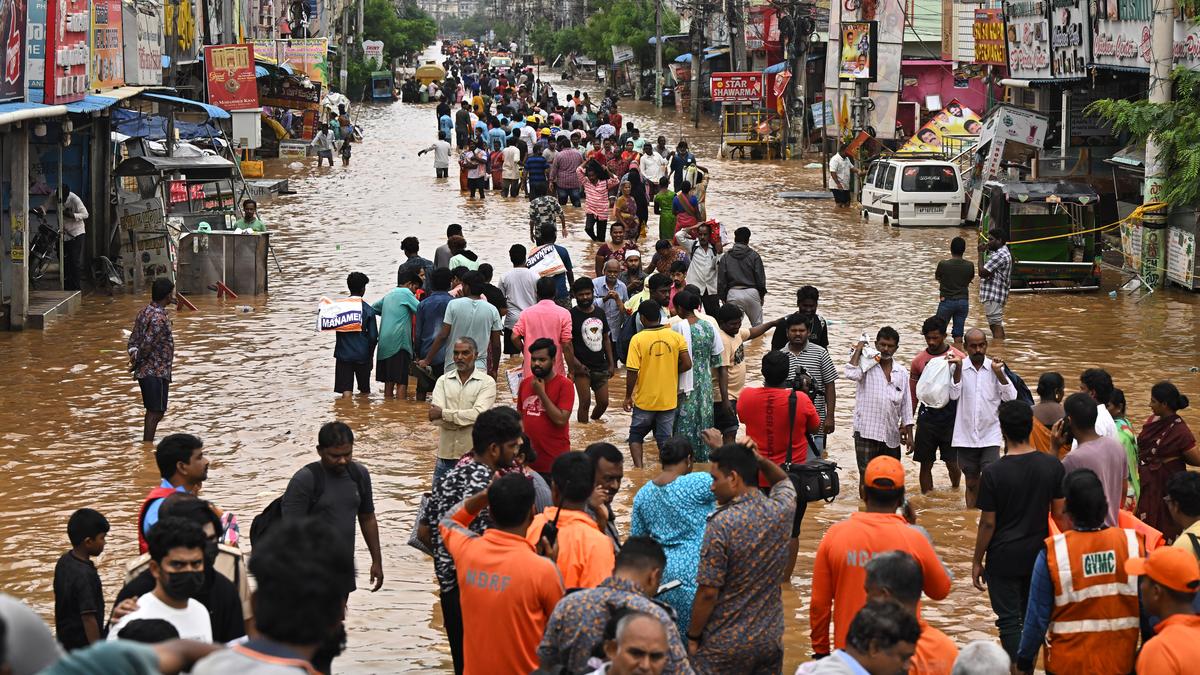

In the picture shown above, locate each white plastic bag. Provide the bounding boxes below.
[916,356,953,409]
[852,332,881,374]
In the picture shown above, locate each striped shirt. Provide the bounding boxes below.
[780,342,839,425]
[577,166,616,216]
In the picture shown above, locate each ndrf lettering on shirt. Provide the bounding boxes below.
[464,568,512,592]
[846,550,876,568]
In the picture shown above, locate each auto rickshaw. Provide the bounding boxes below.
[978,180,1102,292]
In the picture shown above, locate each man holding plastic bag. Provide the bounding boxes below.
[845,327,913,498]
[910,316,965,494]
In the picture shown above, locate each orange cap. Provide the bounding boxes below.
[1125,546,1200,593]
[864,456,905,490]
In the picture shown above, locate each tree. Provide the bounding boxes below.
[361,0,437,61]
[442,13,519,44]
[527,0,678,64]
[1087,68,1200,206]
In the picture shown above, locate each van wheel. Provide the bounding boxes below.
[861,209,869,222]
[883,216,890,227]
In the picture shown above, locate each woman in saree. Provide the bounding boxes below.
[1136,381,1198,541]
[610,180,641,243]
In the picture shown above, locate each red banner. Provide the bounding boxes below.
[709,71,764,103]
[44,0,89,104]
[205,44,259,111]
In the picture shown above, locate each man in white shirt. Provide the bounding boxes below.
[1079,368,1119,440]
[845,327,913,498]
[675,221,723,316]
[828,144,854,208]
[947,328,1017,508]
[418,132,454,178]
[36,184,88,290]
[108,517,212,642]
[502,138,523,198]
[639,145,668,185]
[310,123,335,167]
[500,244,539,354]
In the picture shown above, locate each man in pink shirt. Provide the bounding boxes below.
[513,276,575,380]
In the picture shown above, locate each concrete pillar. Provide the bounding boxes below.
[10,124,29,329]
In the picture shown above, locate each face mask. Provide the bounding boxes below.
[163,570,205,600]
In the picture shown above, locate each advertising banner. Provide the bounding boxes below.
[44,0,89,103]
[1049,0,1089,77]
[90,0,124,89]
[1004,0,1051,79]
[1166,226,1196,287]
[974,9,1006,64]
[25,0,45,101]
[709,71,764,103]
[280,37,327,86]
[1091,0,1151,69]
[122,1,162,86]
[0,0,26,101]
[898,99,982,153]
[205,43,258,110]
[838,21,877,81]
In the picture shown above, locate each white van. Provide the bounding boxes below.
[859,158,965,227]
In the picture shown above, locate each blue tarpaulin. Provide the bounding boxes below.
[64,94,120,114]
[140,92,231,119]
[111,107,223,140]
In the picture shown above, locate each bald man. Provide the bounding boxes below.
[946,328,1016,508]
[604,612,670,675]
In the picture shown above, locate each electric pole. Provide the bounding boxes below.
[339,3,349,93]
[727,0,745,71]
[1141,0,1174,288]
[655,0,663,108]
[689,0,705,127]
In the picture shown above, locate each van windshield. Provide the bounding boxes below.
[901,166,958,192]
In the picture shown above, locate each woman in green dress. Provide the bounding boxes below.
[670,290,725,461]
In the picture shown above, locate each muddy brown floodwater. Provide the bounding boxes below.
[1,79,1197,673]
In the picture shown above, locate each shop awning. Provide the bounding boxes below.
[674,47,731,63]
[763,56,823,73]
[139,92,232,120]
[900,59,953,66]
[0,101,69,125]
[113,154,236,180]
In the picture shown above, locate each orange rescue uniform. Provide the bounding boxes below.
[526,507,616,589]
[1042,528,1142,674]
[440,502,565,675]
[1136,614,1200,674]
[910,620,957,675]
[810,512,953,654]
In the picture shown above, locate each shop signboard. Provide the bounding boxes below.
[363,39,383,67]
[91,0,123,89]
[709,71,763,102]
[0,0,26,101]
[1004,0,1051,79]
[611,44,634,64]
[43,0,89,103]
[205,43,258,110]
[838,21,878,81]
[119,197,176,285]
[942,0,955,60]
[1049,0,1090,77]
[280,37,327,86]
[251,38,275,60]
[1174,17,1200,70]
[1091,0,1152,69]
[25,0,46,101]
[122,1,162,86]
[974,9,1007,65]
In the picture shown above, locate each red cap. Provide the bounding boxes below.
[864,456,905,490]
[1125,546,1200,593]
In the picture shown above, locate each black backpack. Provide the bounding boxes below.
[1003,364,1035,406]
[250,462,367,545]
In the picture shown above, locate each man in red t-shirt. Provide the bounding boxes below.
[738,350,820,576]
[909,316,965,494]
[519,338,575,476]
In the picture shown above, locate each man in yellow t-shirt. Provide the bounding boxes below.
[623,299,692,468]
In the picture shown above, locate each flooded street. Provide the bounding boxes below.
[1,80,1198,672]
